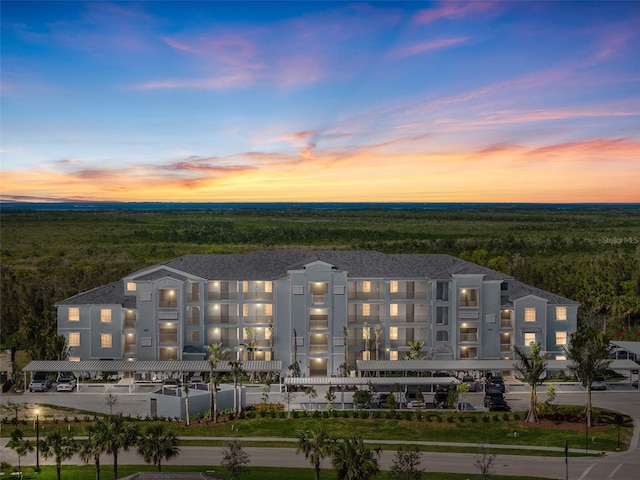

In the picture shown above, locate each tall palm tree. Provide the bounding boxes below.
[342,326,350,376]
[513,342,550,423]
[297,427,334,480]
[184,382,191,427]
[98,413,139,480]
[362,323,370,360]
[229,360,245,415]
[208,343,228,423]
[8,429,33,475]
[39,429,79,480]
[406,340,424,360]
[332,435,380,480]
[373,325,383,361]
[136,423,180,472]
[80,423,106,480]
[563,325,612,426]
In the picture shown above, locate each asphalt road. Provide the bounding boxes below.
[2,388,640,479]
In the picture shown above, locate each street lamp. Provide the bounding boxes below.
[35,408,40,471]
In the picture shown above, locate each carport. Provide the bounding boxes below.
[22,360,283,393]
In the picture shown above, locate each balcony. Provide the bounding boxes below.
[309,344,329,354]
[348,315,383,324]
[243,315,273,325]
[500,344,512,353]
[500,319,513,329]
[459,333,478,342]
[243,292,274,301]
[158,333,178,344]
[123,344,136,354]
[309,319,329,330]
[390,314,427,324]
[311,294,326,305]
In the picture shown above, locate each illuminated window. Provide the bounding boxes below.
[158,289,177,308]
[390,304,398,317]
[265,304,273,316]
[69,356,80,362]
[362,327,370,340]
[389,350,398,361]
[100,334,112,348]
[459,288,478,307]
[68,332,80,347]
[524,332,536,346]
[362,351,371,360]
[243,328,250,340]
[556,307,567,321]
[265,281,273,293]
[389,327,398,340]
[524,308,536,322]
[100,309,112,323]
[555,355,566,360]
[69,308,80,321]
[390,281,398,293]
[362,304,370,316]
[127,282,136,292]
[243,304,249,317]
[264,327,272,340]
[556,331,567,345]
[362,281,371,293]
[243,281,249,293]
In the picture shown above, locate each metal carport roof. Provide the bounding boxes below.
[284,376,460,386]
[23,360,282,374]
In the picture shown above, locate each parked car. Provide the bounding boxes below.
[29,372,52,392]
[485,376,505,393]
[462,375,478,392]
[56,373,77,392]
[484,389,510,411]
[406,393,425,409]
[590,376,607,391]
[433,386,449,409]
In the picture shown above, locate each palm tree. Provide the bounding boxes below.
[563,325,612,426]
[8,428,33,475]
[39,429,79,480]
[229,360,245,415]
[98,413,139,480]
[332,435,380,480]
[362,322,370,360]
[513,342,550,423]
[297,427,334,480]
[80,423,106,480]
[342,326,350,376]
[208,343,228,423]
[373,325,383,361]
[184,381,190,427]
[137,423,180,472]
[406,340,424,360]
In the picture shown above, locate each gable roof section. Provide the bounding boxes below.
[510,280,579,305]
[56,281,136,308]
[132,268,189,282]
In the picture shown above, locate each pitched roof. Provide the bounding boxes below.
[56,281,135,308]
[509,280,579,305]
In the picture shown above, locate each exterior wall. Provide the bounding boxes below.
[480,281,502,359]
[513,296,548,350]
[58,305,94,360]
[147,385,238,420]
[545,304,578,358]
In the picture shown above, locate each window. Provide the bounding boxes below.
[362,281,371,293]
[100,309,112,323]
[265,304,273,316]
[127,282,136,292]
[436,307,448,325]
[389,350,398,360]
[436,282,448,301]
[390,281,398,293]
[187,307,200,326]
[100,334,112,348]
[459,288,478,307]
[264,327,272,340]
[243,281,249,293]
[243,304,249,317]
[556,355,566,360]
[390,304,398,317]
[556,331,567,345]
[362,351,371,360]
[68,332,80,347]
[436,331,449,342]
[68,308,80,321]
[556,307,567,321]
[69,356,80,362]
[265,281,273,293]
[524,332,536,346]
[389,327,398,340]
[362,327,370,340]
[362,304,370,316]
[524,308,536,322]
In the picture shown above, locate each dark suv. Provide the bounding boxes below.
[484,389,510,411]
[485,376,505,393]
[433,386,450,409]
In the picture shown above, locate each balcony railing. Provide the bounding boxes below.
[309,319,329,330]
[500,320,513,329]
[158,334,178,344]
[243,292,274,301]
[309,345,329,354]
[348,292,386,300]
[243,315,273,325]
[208,315,239,324]
[459,333,478,342]
[390,315,428,324]
[123,345,136,354]
[500,344,512,353]
[124,320,136,329]
[348,315,383,324]
[208,292,239,301]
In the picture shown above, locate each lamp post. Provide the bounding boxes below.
[35,408,40,471]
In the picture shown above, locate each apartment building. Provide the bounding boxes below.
[56,251,578,376]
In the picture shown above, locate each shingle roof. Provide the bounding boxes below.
[56,281,135,308]
[509,280,579,305]
[134,268,189,282]
[161,251,511,280]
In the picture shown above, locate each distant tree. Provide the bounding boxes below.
[137,423,180,472]
[80,423,106,480]
[388,445,424,480]
[97,413,139,480]
[513,342,550,423]
[353,388,373,409]
[297,427,334,480]
[208,342,228,423]
[8,428,34,474]
[475,445,496,479]
[222,439,250,480]
[373,325,383,361]
[229,360,245,415]
[563,325,612,426]
[406,340,424,360]
[332,435,380,480]
[40,429,79,480]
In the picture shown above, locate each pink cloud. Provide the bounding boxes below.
[388,37,469,59]
[413,1,500,24]
[133,72,258,90]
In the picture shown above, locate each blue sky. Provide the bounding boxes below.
[2,1,639,202]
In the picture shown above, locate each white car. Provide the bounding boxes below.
[56,376,77,392]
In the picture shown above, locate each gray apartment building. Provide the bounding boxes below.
[56,251,578,377]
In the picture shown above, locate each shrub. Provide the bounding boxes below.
[482,415,490,423]
[502,412,510,421]
[447,415,455,423]
[470,415,478,423]
[492,414,500,422]
[513,412,521,420]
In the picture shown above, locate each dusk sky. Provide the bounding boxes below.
[1,1,639,203]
